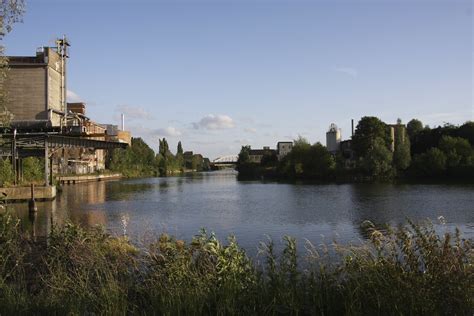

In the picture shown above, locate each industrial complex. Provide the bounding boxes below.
[0,37,130,187]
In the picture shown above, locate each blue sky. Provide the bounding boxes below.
[4,0,473,159]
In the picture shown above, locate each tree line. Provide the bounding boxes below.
[109,138,210,178]
[237,117,474,182]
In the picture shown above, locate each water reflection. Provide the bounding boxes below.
[9,171,474,255]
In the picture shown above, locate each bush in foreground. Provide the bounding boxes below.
[0,212,472,315]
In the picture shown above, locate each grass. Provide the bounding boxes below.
[0,211,472,315]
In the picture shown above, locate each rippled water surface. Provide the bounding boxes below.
[11,170,474,254]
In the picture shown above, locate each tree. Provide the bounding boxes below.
[237,145,251,165]
[411,148,447,176]
[110,137,158,177]
[305,143,335,178]
[0,0,26,38]
[175,141,184,170]
[352,116,390,159]
[407,119,423,139]
[361,137,393,177]
[438,135,473,167]
[191,154,203,171]
[177,141,183,155]
[260,151,278,168]
[456,121,474,146]
[159,138,170,157]
[0,0,25,127]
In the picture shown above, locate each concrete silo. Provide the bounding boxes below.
[326,123,341,153]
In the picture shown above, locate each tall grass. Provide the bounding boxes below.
[0,211,472,315]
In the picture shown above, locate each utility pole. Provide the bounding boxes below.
[44,139,49,186]
[12,129,17,185]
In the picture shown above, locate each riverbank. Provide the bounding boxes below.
[237,165,474,184]
[0,212,472,315]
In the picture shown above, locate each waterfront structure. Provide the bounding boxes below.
[277,141,293,160]
[326,123,341,154]
[3,38,69,128]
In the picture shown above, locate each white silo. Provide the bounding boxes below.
[326,123,341,153]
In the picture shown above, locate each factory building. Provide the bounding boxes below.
[3,38,70,129]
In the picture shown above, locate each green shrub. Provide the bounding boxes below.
[0,214,472,315]
[0,158,13,186]
[22,157,44,183]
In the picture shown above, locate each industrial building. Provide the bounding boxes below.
[388,122,407,152]
[2,38,70,129]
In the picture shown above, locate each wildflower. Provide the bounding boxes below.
[437,215,447,225]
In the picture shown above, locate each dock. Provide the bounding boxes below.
[57,173,122,184]
[0,185,56,202]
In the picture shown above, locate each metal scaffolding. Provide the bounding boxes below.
[0,133,128,186]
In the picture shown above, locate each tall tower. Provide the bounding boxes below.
[326,123,341,153]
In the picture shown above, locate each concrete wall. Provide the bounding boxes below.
[5,66,48,121]
[6,47,65,126]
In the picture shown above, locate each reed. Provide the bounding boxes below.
[0,211,472,315]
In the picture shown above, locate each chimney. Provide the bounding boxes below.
[121,113,125,131]
[351,119,354,137]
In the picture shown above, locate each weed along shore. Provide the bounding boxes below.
[0,211,472,315]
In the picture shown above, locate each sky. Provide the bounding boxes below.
[3,0,473,159]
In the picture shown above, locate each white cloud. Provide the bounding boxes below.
[244,127,257,133]
[154,127,182,137]
[116,105,154,120]
[334,67,358,78]
[193,114,235,130]
[67,90,83,103]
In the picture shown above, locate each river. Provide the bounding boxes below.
[9,170,474,254]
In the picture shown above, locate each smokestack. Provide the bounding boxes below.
[351,119,354,137]
[121,113,125,131]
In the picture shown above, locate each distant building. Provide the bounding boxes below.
[56,102,107,174]
[277,141,293,160]
[102,123,132,146]
[326,123,341,154]
[3,41,69,129]
[103,124,119,138]
[249,146,277,164]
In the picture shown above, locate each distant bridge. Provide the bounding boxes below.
[211,155,238,168]
[213,155,238,164]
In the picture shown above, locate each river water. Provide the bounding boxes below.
[10,170,474,254]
